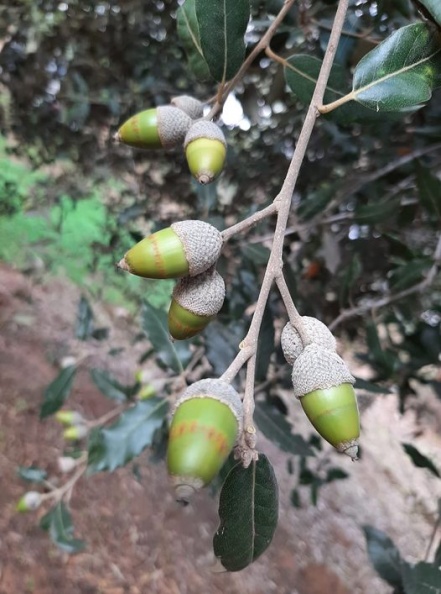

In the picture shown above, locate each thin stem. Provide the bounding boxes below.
[275,274,311,346]
[86,403,127,429]
[312,19,378,44]
[265,45,290,67]
[220,346,254,384]
[424,515,441,562]
[51,459,88,504]
[318,91,355,113]
[221,203,277,242]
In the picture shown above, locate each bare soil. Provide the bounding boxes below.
[1,263,440,594]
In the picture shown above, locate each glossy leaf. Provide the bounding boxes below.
[255,305,274,382]
[402,562,441,594]
[17,466,48,483]
[40,502,85,554]
[40,365,77,419]
[363,525,405,588]
[90,368,139,402]
[415,161,441,219]
[195,0,250,82]
[402,443,440,477]
[254,400,314,457]
[75,295,94,340]
[415,0,441,26]
[87,398,168,473]
[352,23,441,112]
[176,0,211,81]
[141,301,191,374]
[213,454,279,571]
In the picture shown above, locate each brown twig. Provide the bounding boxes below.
[221,203,277,242]
[276,273,311,346]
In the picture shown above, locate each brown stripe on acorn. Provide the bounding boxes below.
[184,120,227,184]
[117,220,223,279]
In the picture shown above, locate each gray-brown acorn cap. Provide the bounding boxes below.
[281,317,337,365]
[171,95,204,120]
[171,220,223,277]
[173,269,225,317]
[291,344,355,399]
[156,105,193,149]
[184,120,226,148]
[174,378,243,433]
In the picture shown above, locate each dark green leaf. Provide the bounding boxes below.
[366,322,396,376]
[298,185,335,221]
[402,443,440,478]
[389,259,430,291]
[17,466,48,483]
[354,199,398,225]
[40,365,77,419]
[354,377,392,394]
[325,467,349,482]
[415,1,441,26]
[75,295,94,340]
[177,0,211,81]
[402,562,441,594]
[242,244,271,267]
[205,321,245,378]
[415,161,441,219]
[195,0,250,82]
[363,525,405,588]
[213,454,279,571]
[255,305,274,382]
[299,466,316,485]
[339,253,362,306]
[434,539,441,565]
[40,502,85,554]
[254,400,314,457]
[141,301,191,374]
[353,23,441,112]
[290,488,301,508]
[90,368,139,402]
[87,398,169,473]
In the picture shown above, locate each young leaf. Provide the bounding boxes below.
[141,301,191,374]
[402,443,440,478]
[402,562,441,594]
[87,398,168,473]
[40,365,77,419]
[352,23,441,112]
[17,466,48,483]
[40,502,85,554]
[90,368,139,402]
[176,0,211,81]
[75,295,94,340]
[254,400,314,457]
[363,525,405,588]
[213,454,279,571]
[195,0,250,82]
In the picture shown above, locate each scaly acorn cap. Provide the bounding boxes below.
[171,95,204,119]
[167,379,243,503]
[281,316,337,365]
[184,120,227,184]
[168,269,225,340]
[117,220,223,279]
[114,105,192,150]
[292,344,359,459]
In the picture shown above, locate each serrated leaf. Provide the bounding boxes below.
[40,502,85,554]
[402,443,440,477]
[75,295,94,340]
[141,301,191,374]
[17,466,48,483]
[402,562,441,594]
[195,0,250,82]
[213,454,279,571]
[363,525,405,588]
[90,368,139,402]
[254,400,314,457]
[255,305,274,382]
[40,365,77,419]
[415,161,441,219]
[354,377,392,394]
[87,398,168,473]
[415,0,441,26]
[352,23,441,112]
[177,0,211,81]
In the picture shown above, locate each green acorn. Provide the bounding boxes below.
[114,105,192,150]
[55,410,84,427]
[291,344,359,460]
[167,379,243,504]
[16,491,42,512]
[117,220,223,279]
[168,269,225,340]
[171,95,204,119]
[281,316,337,365]
[184,120,227,184]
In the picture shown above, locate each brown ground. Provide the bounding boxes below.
[1,263,441,594]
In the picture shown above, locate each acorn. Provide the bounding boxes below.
[171,95,204,119]
[167,379,243,503]
[184,120,227,184]
[114,105,192,150]
[16,491,42,512]
[281,316,337,365]
[291,344,359,460]
[168,269,225,340]
[117,220,223,279]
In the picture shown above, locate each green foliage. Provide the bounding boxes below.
[90,369,140,403]
[17,466,48,484]
[40,365,77,419]
[40,502,85,554]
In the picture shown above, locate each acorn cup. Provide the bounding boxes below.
[291,344,360,460]
[117,220,223,279]
[167,379,243,504]
[114,105,192,150]
[281,316,337,365]
[168,268,225,340]
[184,120,227,184]
[171,95,204,119]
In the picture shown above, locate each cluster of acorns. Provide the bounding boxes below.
[114,98,360,504]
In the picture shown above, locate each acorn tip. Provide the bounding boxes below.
[116,257,130,272]
[112,130,121,143]
[344,444,359,461]
[197,173,213,185]
[175,484,195,505]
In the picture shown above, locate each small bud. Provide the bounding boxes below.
[55,410,84,427]
[184,121,227,184]
[16,491,42,512]
[63,424,88,441]
[57,456,77,473]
